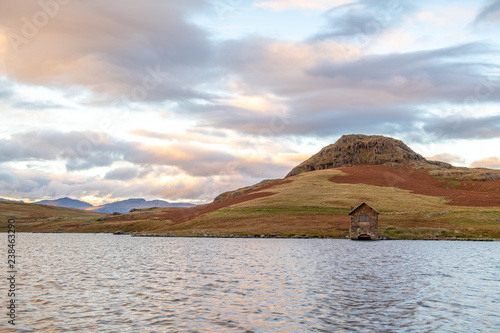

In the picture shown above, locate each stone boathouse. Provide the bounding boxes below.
[349,202,379,240]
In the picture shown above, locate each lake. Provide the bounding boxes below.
[2,233,499,332]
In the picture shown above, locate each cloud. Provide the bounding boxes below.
[129,143,238,177]
[194,40,498,139]
[10,100,63,110]
[130,128,276,154]
[0,0,215,103]
[0,130,128,170]
[306,43,500,105]
[130,128,230,145]
[256,0,352,11]
[311,0,416,41]
[0,171,17,184]
[2,2,495,144]
[0,88,12,99]
[0,130,235,176]
[0,78,13,99]
[0,165,281,205]
[423,114,500,140]
[104,167,139,181]
[427,153,466,166]
[475,0,500,24]
[0,169,51,199]
[1,0,499,204]
[471,157,500,169]
[0,130,293,179]
[222,38,495,99]
[193,100,418,138]
[414,11,447,25]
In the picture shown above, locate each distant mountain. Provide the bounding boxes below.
[0,198,24,203]
[32,197,194,214]
[86,198,195,214]
[35,197,93,210]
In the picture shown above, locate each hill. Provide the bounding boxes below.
[0,200,105,232]
[0,198,24,203]
[31,197,195,214]
[286,134,451,177]
[86,198,195,214]
[7,134,500,239]
[35,197,94,210]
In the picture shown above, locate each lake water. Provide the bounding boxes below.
[1,233,499,332]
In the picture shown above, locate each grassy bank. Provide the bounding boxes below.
[2,169,499,240]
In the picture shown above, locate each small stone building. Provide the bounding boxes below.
[349,202,379,240]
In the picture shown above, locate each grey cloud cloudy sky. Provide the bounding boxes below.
[312,0,417,40]
[0,0,499,204]
[475,0,500,24]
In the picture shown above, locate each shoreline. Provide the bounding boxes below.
[20,231,498,241]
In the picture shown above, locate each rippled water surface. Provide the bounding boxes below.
[2,233,499,332]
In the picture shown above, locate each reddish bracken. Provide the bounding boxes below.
[156,179,293,225]
[331,165,500,207]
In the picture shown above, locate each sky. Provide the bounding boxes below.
[0,0,499,205]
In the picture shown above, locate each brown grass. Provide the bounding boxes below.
[0,201,106,232]
[331,165,500,207]
[3,167,499,239]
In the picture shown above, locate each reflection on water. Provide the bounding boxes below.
[2,234,499,332]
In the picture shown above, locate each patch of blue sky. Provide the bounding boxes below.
[193,4,326,41]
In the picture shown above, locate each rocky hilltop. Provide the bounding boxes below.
[287,134,432,177]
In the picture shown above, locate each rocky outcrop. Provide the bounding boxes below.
[286,134,427,177]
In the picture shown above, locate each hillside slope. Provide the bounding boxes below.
[23,166,499,239]
[0,201,105,232]
[8,134,500,239]
[331,165,500,207]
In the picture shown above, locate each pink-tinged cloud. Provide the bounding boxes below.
[0,0,213,102]
[0,165,275,204]
[1,2,498,140]
[471,157,500,169]
[427,153,466,166]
